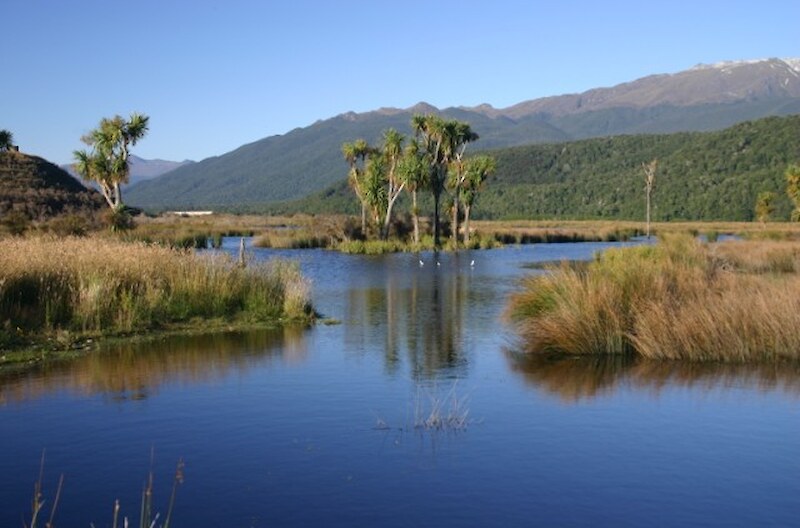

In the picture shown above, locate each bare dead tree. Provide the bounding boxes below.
[643,159,657,239]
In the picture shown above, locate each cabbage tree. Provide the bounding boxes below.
[0,129,13,151]
[73,113,149,229]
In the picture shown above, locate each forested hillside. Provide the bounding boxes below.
[127,58,800,210]
[256,115,800,222]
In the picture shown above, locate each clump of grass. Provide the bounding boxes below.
[252,231,330,249]
[336,239,408,254]
[709,240,800,273]
[488,226,640,245]
[740,230,798,241]
[372,381,475,433]
[0,236,313,349]
[412,381,472,431]
[507,235,800,362]
[463,232,500,250]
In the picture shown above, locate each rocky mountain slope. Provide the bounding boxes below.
[127,58,800,210]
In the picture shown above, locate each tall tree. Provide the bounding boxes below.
[342,139,374,234]
[0,129,13,151]
[412,114,477,248]
[460,155,496,245]
[754,191,776,226]
[787,164,800,221]
[412,114,446,247]
[398,141,428,245]
[380,129,406,240]
[363,154,388,230]
[446,122,479,246]
[642,159,657,239]
[73,113,149,226]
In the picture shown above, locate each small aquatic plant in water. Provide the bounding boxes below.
[373,381,475,433]
[24,452,183,528]
[412,381,472,431]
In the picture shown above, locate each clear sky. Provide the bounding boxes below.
[3,0,798,165]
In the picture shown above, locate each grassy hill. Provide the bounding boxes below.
[0,151,104,224]
[253,114,800,222]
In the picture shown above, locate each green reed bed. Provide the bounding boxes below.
[507,235,800,362]
[253,231,331,249]
[490,227,641,245]
[336,239,419,255]
[0,237,313,353]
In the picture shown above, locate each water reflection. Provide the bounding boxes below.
[0,326,308,404]
[343,254,475,379]
[508,352,800,402]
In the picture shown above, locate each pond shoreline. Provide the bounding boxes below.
[0,236,315,370]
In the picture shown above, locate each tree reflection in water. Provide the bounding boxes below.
[343,252,476,379]
[506,351,800,403]
[0,326,308,404]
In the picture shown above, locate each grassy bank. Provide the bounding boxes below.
[125,214,800,254]
[0,237,313,359]
[507,235,800,362]
[117,213,294,248]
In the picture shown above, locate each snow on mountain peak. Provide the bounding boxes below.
[783,58,800,73]
[691,57,800,73]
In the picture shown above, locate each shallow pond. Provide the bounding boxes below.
[1,240,799,527]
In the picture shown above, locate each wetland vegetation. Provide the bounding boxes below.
[0,236,313,364]
[507,234,800,361]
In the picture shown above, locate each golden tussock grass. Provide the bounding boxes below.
[507,234,800,362]
[0,236,313,346]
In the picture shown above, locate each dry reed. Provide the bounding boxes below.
[0,236,313,345]
[507,235,800,362]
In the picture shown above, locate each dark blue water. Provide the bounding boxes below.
[2,240,799,527]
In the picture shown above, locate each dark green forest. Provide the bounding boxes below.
[251,114,800,222]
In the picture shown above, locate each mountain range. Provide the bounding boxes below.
[62,155,193,190]
[127,57,800,210]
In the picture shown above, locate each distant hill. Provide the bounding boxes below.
[127,57,800,210]
[258,114,800,222]
[1,151,104,221]
[62,155,193,189]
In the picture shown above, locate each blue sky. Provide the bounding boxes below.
[3,0,798,164]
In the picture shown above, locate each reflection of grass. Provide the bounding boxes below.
[1,326,308,403]
[507,352,800,402]
[507,235,800,362]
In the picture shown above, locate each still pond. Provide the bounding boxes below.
[1,239,799,527]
